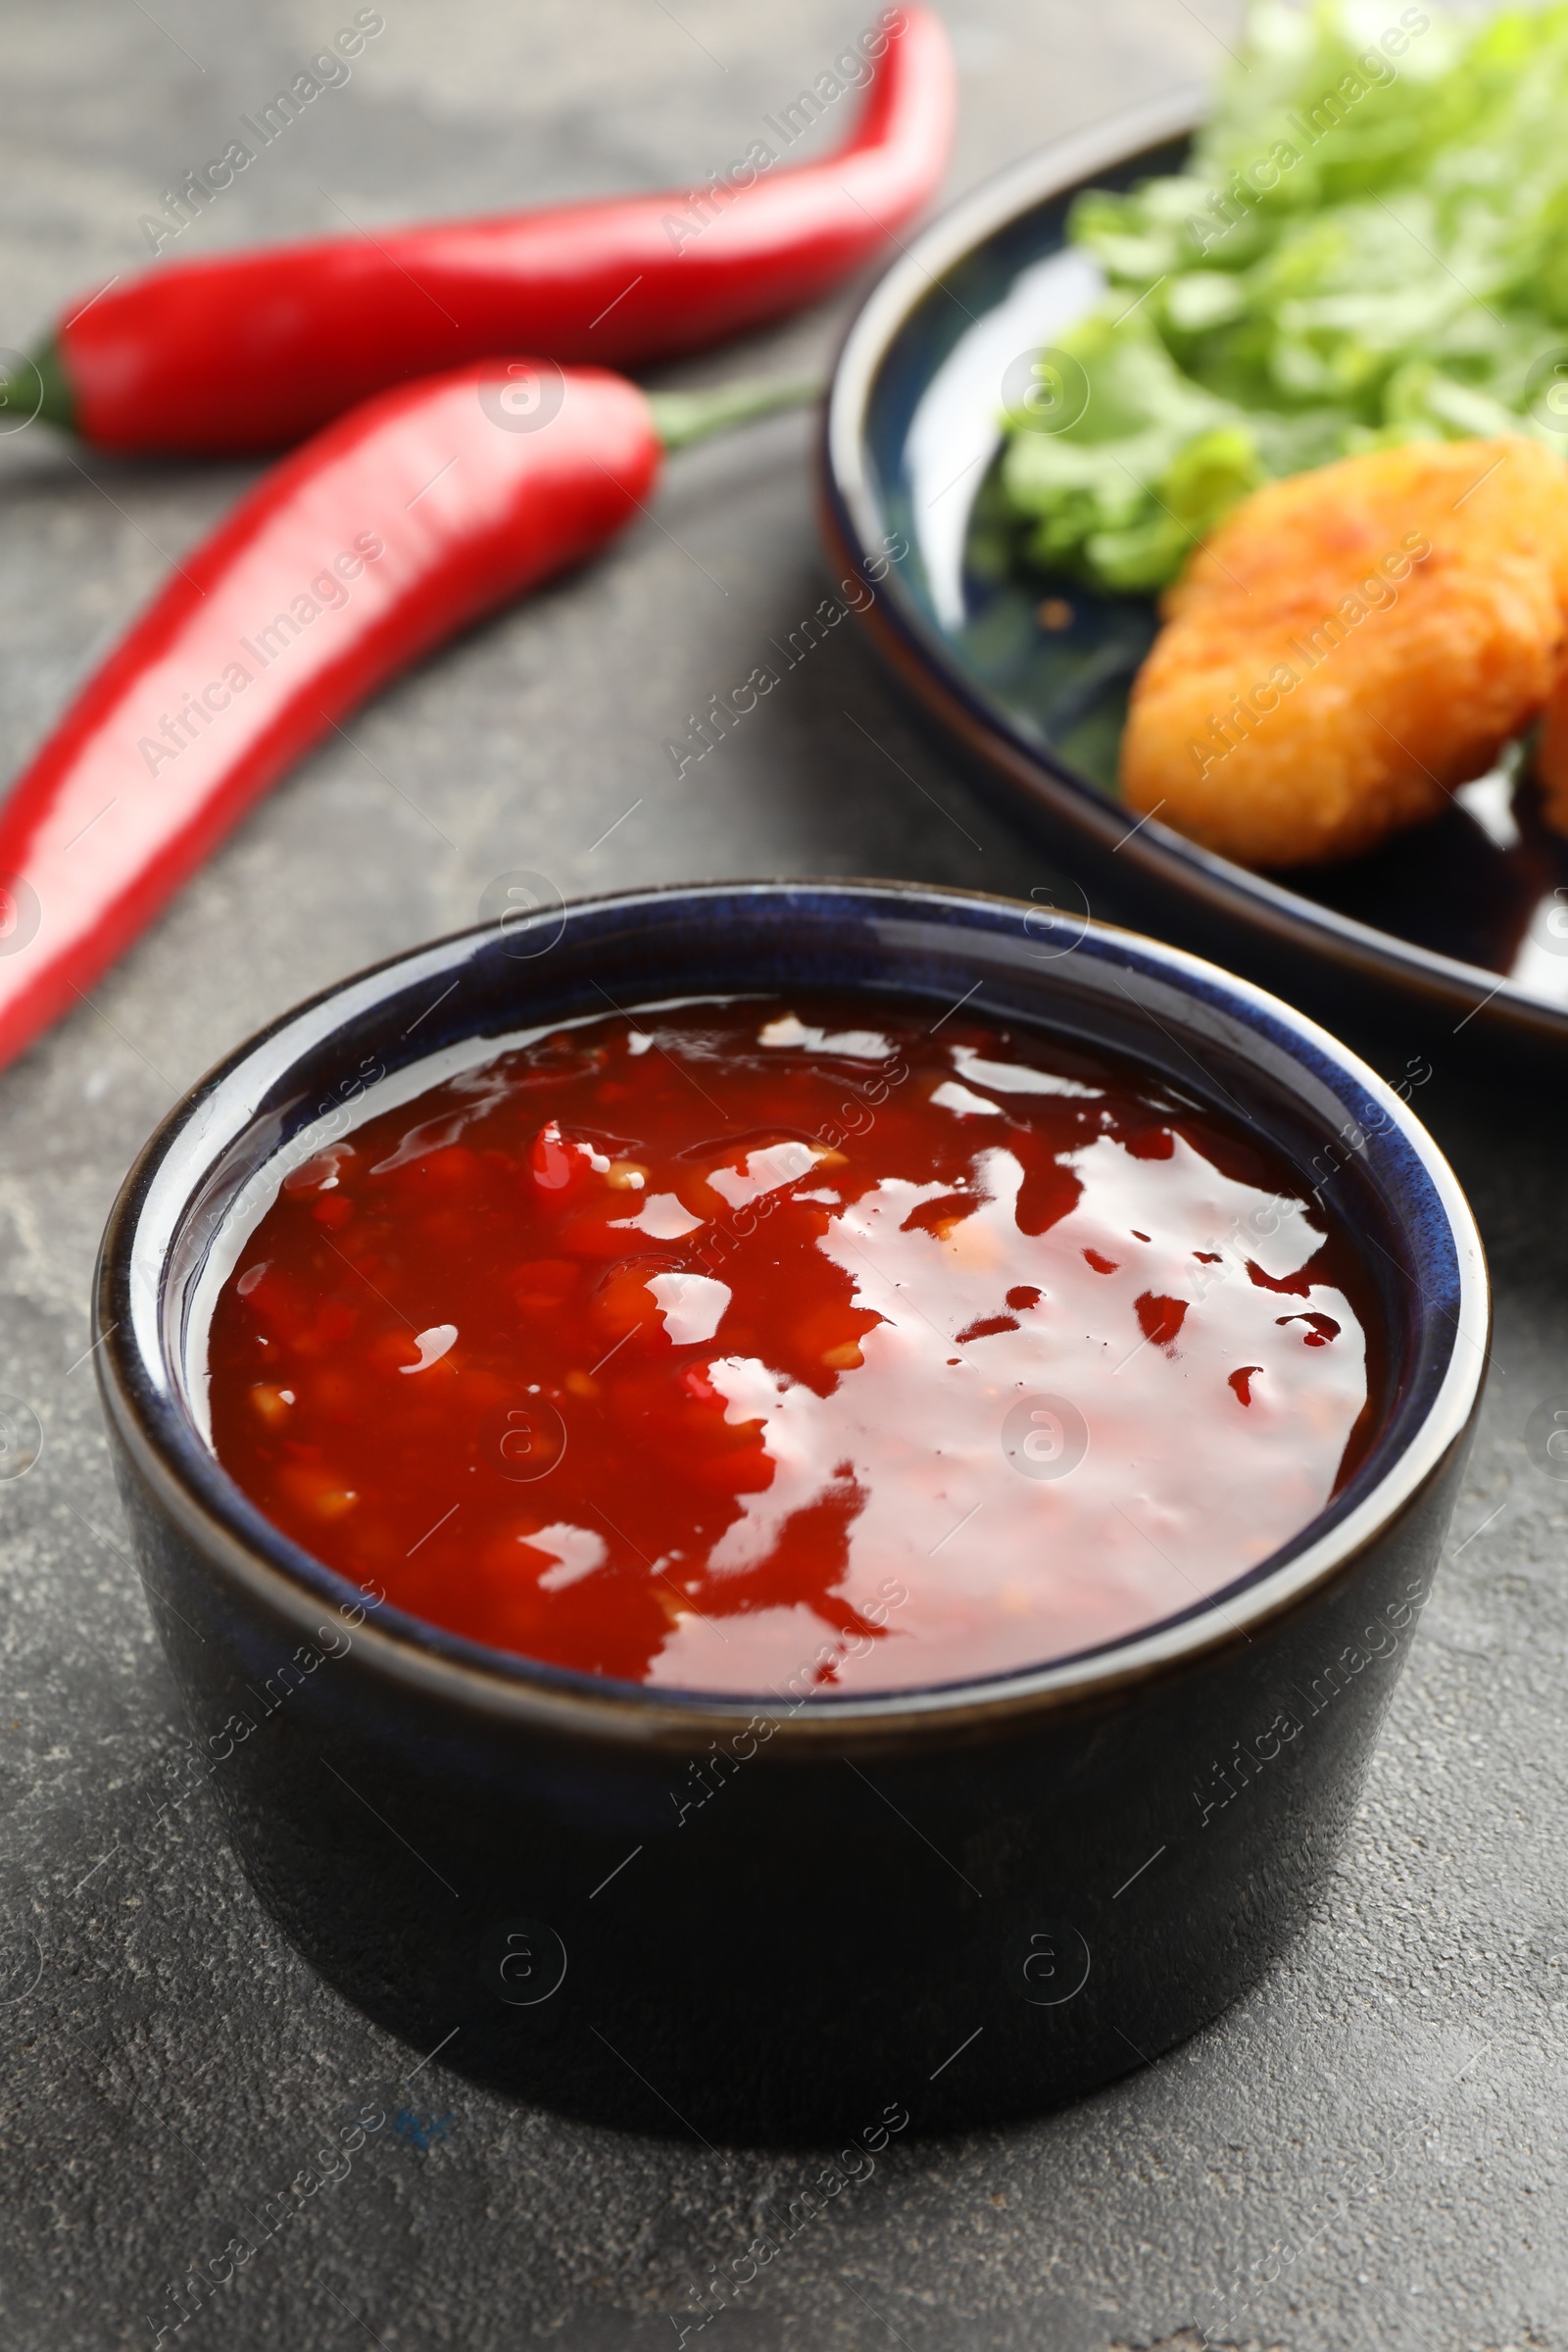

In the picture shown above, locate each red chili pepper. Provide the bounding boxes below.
[13,7,953,456]
[0,363,811,1071]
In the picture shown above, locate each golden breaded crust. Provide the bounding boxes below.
[1119,437,1568,868]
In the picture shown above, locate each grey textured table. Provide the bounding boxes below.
[1,4,1563,2347]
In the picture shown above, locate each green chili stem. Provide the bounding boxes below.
[0,341,72,432]
[647,374,821,452]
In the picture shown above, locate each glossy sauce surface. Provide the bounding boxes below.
[206,999,1381,1692]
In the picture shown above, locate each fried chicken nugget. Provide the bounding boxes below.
[1120,437,1568,868]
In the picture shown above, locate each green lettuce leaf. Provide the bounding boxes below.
[997,1,1568,593]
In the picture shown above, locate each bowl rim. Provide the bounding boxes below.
[94,878,1489,1747]
[819,85,1568,1049]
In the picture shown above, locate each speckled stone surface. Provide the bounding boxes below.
[0,3,1562,2347]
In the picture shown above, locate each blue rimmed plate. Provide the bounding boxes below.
[819,89,1568,1054]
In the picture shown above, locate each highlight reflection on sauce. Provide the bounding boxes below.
[206,999,1379,1693]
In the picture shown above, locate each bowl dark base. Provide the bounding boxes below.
[120,1444,1465,2148]
[95,884,1486,2146]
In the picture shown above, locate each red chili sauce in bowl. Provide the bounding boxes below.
[205,998,1383,1694]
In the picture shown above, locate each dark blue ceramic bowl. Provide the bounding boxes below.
[819,93,1568,1054]
[94,882,1487,2143]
